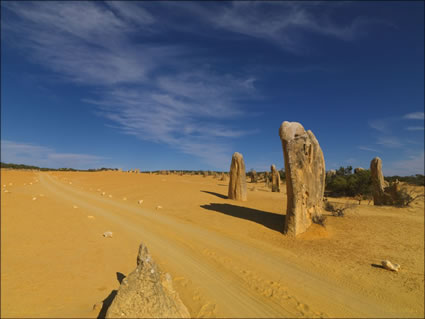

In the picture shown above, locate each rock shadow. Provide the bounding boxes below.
[201,203,285,233]
[371,263,386,270]
[97,272,126,319]
[201,190,228,199]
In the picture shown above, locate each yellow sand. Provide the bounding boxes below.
[1,169,424,318]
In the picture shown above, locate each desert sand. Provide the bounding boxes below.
[1,169,424,318]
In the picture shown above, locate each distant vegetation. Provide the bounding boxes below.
[325,166,372,198]
[0,162,118,172]
[325,166,425,199]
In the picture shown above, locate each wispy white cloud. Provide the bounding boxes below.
[104,1,156,27]
[405,126,425,131]
[403,112,424,120]
[376,136,402,148]
[358,146,381,152]
[2,2,393,169]
[1,140,106,169]
[2,1,258,169]
[368,118,392,133]
[385,151,424,176]
[174,2,389,53]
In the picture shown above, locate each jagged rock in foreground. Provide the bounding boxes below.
[228,152,247,201]
[279,121,326,236]
[270,164,281,192]
[370,157,400,205]
[105,243,190,318]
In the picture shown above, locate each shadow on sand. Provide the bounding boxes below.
[371,263,386,270]
[200,203,285,233]
[97,272,126,319]
[201,190,228,199]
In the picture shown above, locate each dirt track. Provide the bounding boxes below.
[1,170,424,318]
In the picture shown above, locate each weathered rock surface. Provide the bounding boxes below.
[370,157,397,205]
[250,170,258,183]
[354,167,365,174]
[270,164,281,192]
[381,260,401,272]
[279,121,326,236]
[326,169,336,178]
[106,243,190,318]
[228,152,247,201]
[264,172,270,188]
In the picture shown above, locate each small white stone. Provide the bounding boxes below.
[69,182,72,185]
[87,215,95,219]
[73,205,78,209]
[103,231,113,238]
[4,189,9,193]
[9,183,12,186]
[382,260,400,272]
[138,200,144,204]
[101,192,106,196]
[32,197,37,201]
[108,194,112,198]
[123,197,127,201]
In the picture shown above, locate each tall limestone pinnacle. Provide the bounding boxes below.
[228,152,247,201]
[279,121,326,236]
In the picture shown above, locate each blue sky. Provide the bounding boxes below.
[1,1,424,175]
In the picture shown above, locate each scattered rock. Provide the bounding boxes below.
[2,184,6,188]
[123,197,127,201]
[271,164,281,192]
[138,200,144,204]
[4,189,9,193]
[92,302,102,313]
[73,205,78,209]
[32,197,37,201]
[354,167,365,174]
[69,182,72,185]
[108,194,112,198]
[382,260,400,272]
[9,183,12,186]
[156,205,162,209]
[87,215,95,219]
[101,192,106,196]
[250,170,258,183]
[279,121,326,236]
[326,170,336,178]
[264,172,270,188]
[228,152,247,201]
[105,243,190,318]
[29,182,33,185]
[103,231,113,238]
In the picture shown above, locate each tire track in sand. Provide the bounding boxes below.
[40,173,292,317]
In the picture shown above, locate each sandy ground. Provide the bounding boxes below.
[1,169,424,318]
